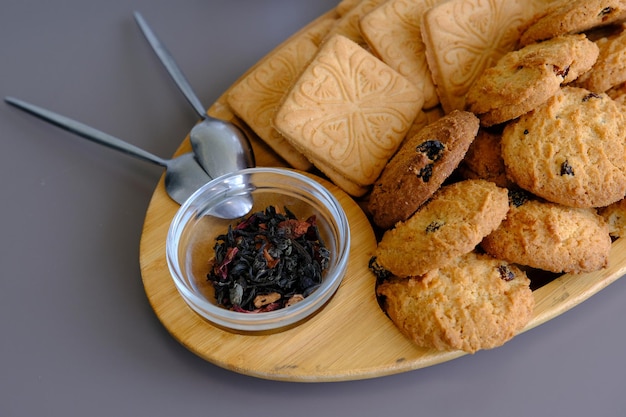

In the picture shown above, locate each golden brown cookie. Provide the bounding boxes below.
[501,86,626,208]
[458,128,511,188]
[481,196,611,273]
[466,35,599,126]
[373,179,509,277]
[481,195,611,273]
[375,252,534,353]
[273,34,423,195]
[520,0,626,46]
[368,110,479,229]
[575,24,626,92]
[607,80,626,103]
[598,197,626,238]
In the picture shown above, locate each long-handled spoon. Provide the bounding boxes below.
[133,11,255,179]
[4,97,253,219]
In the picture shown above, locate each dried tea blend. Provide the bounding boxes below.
[208,206,330,312]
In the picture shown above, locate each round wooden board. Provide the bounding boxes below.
[139,9,626,382]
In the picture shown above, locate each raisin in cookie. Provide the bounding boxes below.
[368,110,479,230]
[373,179,509,277]
[481,196,611,273]
[466,34,599,127]
[520,0,626,46]
[376,252,534,353]
[501,86,626,208]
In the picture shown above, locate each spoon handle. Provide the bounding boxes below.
[134,11,208,120]
[4,97,169,168]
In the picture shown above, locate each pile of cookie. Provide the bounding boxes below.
[226,0,626,354]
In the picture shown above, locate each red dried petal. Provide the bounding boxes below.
[235,213,257,230]
[216,246,239,279]
[279,219,311,239]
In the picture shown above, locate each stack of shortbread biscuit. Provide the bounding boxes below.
[225,0,626,354]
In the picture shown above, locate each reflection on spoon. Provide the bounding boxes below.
[198,173,255,220]
[133,11,255,179]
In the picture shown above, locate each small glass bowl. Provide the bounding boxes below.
[166,167,351,332]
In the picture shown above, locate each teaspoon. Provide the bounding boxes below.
[4,96,251,218]
[133,11,255,178]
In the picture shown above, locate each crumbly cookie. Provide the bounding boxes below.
[481,196,611,273]
[501,86,626,208]
[520,0,626,46]
[598,197,626,238]
[575,24,626,92]
[373,179,509,277]
[466,35,599,126]
[458,128,511,188]
[375,252,534,353]
[368,110,479,229]
[607,80,626,103]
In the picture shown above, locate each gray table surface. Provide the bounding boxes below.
[1,1,625,416]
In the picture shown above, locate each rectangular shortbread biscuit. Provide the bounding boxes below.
[273,34,424,193]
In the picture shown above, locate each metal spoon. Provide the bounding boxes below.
[4,97,247,215]
[133,11,255,179]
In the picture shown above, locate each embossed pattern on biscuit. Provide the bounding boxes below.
[360,0,444,109]
[227,17,335,170]
[336,0,364,17]
[421,0,553,113]
[323,0,387,45]
[274,34,423,186]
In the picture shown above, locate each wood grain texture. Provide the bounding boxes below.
[139,10,626,382]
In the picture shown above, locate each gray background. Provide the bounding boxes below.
[1,1,625,416]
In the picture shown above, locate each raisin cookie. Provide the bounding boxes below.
[466,34,599,127]
[458,128,511,188]
[481,196,611,273]
[575,24,626,92]
[520,0,626,46]
[368,110,479,230]
[598,197,626,238]
[376,252,534,353]
[373,179,509,277]
[501,86,626,208]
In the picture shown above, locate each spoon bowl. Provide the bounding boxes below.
[189,117,253,179]
[133,11,255,178]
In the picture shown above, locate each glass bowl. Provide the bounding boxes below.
[166,167,351,332]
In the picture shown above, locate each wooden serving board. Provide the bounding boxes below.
[139,10,626,382]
